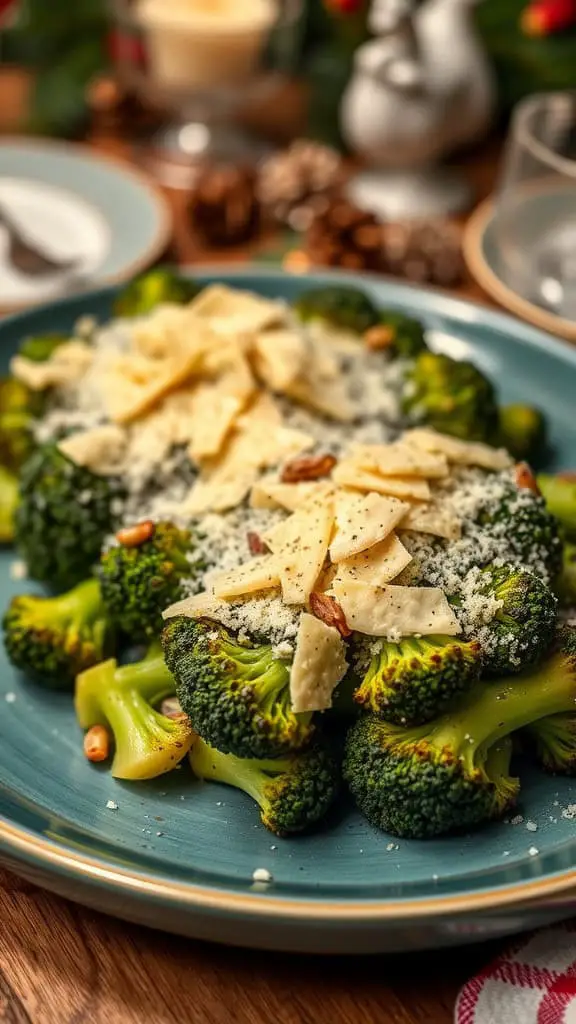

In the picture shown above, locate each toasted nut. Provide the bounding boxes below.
[84,725,111,763]
[116,520,155,548]
[281,453,337,484]
[364,325,396,351]
[161,696,183,720]
[247,531,270,556]
[309,592,352,638]
[515,462,541,495]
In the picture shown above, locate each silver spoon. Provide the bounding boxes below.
[0,202,80,278]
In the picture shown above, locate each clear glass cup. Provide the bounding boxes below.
[494,91,576,320]
[108,0,303,186]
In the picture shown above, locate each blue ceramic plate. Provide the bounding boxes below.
[1,269,576,955]
[0,139,171,313]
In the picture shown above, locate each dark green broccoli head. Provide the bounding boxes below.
[478,564,558,675]
[402,352,499,443]
[478,485,563,582]
[76,644,194,779]
[524,713,576,776]
[378,311,427,359]
[162,617,314,760]
[344,629,576,839]
[0,467,19,544]
[293,285,380,335]
[557,542,576,607]
[113,269,200,318]
[3,578,113,689]
[190,735,340,836]
[353,635,483,726]
[15,443,126,590]
[499,404,547,462]
[538,473,576,543]
[99,521,202,642]
[19,332,70,362]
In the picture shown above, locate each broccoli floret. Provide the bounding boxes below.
[524,713,576,776]
[162,617,314,760]
[191,734,340,836]
[293,285,380,335]
[0,376,39,473]
[352,635,483,726]
[557,542,576,606]
[378,311,428,358]
[76,644,194,780]
[0,467,19,543]
[3,578,113,688]
[19,332,70,363]
[15,443,126,590]
[477,484,563,582]
[402,352,499,443]
[499,404,547,462]
[99,522,202,642]
[477,564,557,675]
[113,269,200,318]
[344,628,576,839]
[538,473,576,542]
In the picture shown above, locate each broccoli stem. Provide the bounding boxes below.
[0,467,18,543]
[538,475,576,540]
[191,743,289,806]
[115,645,175,705]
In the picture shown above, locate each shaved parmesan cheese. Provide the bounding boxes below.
[212,556,280,599]
[351,442,449,479]
[162,591,230,621]
[405,429,512,471]
[11,341,93,391]
[250,477,334,513]
[58,424,127,476]
[330,492,410,562]
[252,328,308,392]
[334,533,412,586]
[189,284,285,335]
[333,579,461,637]
[332,461,431,501]
[290,613,348,713]
[401,503,462,541]
[272,497,335,604]
[187,379,247,462]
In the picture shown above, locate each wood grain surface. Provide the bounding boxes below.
[0,105,511,1024]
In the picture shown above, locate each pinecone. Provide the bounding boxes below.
[190,165,261,248]
[258,139,346,231]
[382,220,465,288]
[306,197,384,272]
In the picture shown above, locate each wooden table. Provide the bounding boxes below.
[0,126,508,1024]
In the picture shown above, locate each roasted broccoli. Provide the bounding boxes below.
[19,332,70,363]
[477,484,563,582]
[293,284,380,335]
[99,522,202,643]
[76,643,194,780]
[351,635,483,726]
[378,311,428,358]
[191,734,340,836]
[344,628,576,839]
[113,269,200,318]
[162,617,314,760]
[476,564,557,676]
[0,467,18,544]
[402,351,499,443]
[3,578,113,688]
[538,473,576,542]
[498,404,547,462]
[15,443,126,591]
[524,713,576,776]
[0,376,39,473]
[557,542,576,606]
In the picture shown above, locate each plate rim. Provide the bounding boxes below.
[2,265,576,925]
[0,136,172,313]
[463,197,576,342]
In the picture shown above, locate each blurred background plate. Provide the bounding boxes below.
[2,269,576,955]
[0,138,171,312]
[464,197,576,343]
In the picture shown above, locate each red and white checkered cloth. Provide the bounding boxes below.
[456,924,576,1024]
